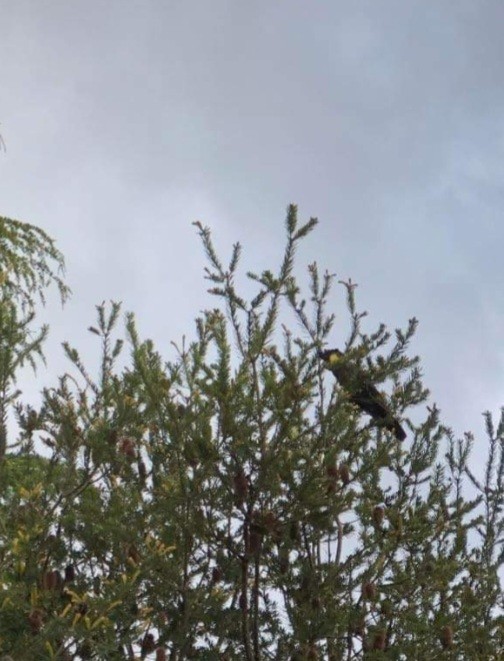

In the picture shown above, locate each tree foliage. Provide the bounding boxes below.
[0,216,70,459]
[0,207,502,659]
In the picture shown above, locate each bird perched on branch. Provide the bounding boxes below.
[319,348,406,441]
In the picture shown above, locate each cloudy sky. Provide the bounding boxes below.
[1,0,503,448]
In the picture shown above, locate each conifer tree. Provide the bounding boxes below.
[0,216,69,458]
[0,207,502,659]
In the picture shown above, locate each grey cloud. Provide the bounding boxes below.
[1,0,503,441]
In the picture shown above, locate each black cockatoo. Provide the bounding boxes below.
[319,348,406,441]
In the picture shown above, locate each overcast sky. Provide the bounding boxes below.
[1,0,503,449]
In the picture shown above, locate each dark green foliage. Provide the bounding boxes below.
[0,207,502,659]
